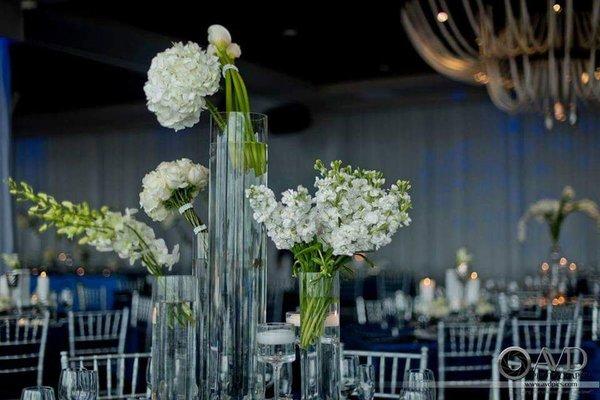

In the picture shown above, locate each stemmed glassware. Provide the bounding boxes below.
[341,354,359,398]
[20,386,56,400]
[256,323,296,400]
[356,364,375,400]
[58,367,98,400]
[399,369,436,400]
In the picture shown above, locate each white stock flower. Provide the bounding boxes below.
[144,42,221,131]
[247,160,412,255]
[208,25,232,48]
[140,159,208,222]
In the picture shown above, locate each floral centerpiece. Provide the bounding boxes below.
[144,25,265,175]
[247,160,412,348]
[455,246,472,278]
[1,253,20,270]
[518,186,600,247]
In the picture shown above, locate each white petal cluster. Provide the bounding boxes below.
[518,185,600,242]
[247,160,412,256]
[1,253,20,270]
[87,208,180,270]
[247,185,316,250]
[144,42,221,131]
[139,158,209,222]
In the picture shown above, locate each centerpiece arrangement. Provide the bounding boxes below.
[518,186,600,297]
[144,24,268,399]
[518,186,600,247]
[247,159,412,400]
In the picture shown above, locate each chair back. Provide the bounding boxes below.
[547,300,581,322]
[437,320,505,400]
[77,284,108,311]
[61,351,150,399]
[0,311,49,386]
[592,300,600,341]
[68,308,129,357]
[494,362,581,400]
[512,317,582,356]
[130,291,152,328]
[344,348,428,399]
[355,296,387,326]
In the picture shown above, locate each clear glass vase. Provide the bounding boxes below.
[207,112,268,400]
[151,275,198,400]
[299,272,341,400]
[193,231,209,400]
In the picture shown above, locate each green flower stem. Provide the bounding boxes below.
[211,47,266,176]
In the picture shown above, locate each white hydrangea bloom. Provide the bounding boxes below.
[144,42,221,131]
[139,158,209,222]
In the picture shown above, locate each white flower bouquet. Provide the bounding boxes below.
[139,158,209,233]
[247,160,412,348]
[1,253,21,270]
[145,25,266,175]
[8,179,179,276]
[518,186,600,246]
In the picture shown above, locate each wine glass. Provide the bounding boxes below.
[399,369,436,400]
[256,323,296,400]
[341,354,359,398]
[21,386,56,400]
[356,364,375,400]
[58,367,98,400]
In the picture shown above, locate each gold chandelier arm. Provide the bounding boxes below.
[401,4,482,83]
[423,0,478,59]
[438,0,480,56]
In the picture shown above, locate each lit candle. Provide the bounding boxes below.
[419,277,435,303]
[257,329,296,345]
[36,271,50,304]
[465,272,480,305]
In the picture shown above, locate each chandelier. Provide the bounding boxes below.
[401,0,600,129]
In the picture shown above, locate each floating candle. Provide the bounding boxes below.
[256,329,296,345]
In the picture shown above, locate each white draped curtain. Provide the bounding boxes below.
[0,38,13,257]
[11,93,600,281]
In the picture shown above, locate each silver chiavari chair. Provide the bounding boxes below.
[77,284,108,311]
[437,319,506,400]
[493,362,581,400]
[356,297,387,326]
[0,311,50,386]
[592,301,600,341]
[511,317,582,357]
[344,348,428,399]
[512,291,543,320]
[130,291,152,328]
[547,300,581,322]
[68,308,129,357]
[61,351,151,399]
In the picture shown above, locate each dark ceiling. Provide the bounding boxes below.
[9,0,433,115]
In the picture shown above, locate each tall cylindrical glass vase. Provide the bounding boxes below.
[207,112,268,400]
